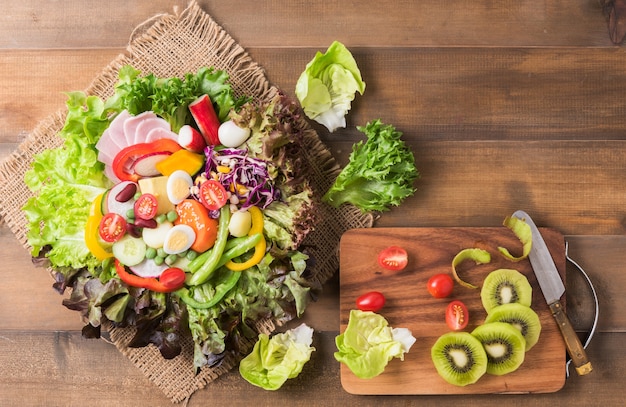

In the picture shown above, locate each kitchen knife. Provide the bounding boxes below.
[512,210,592,376]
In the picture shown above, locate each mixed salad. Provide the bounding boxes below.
[23,65,318,370]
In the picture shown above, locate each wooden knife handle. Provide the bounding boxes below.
[549,301,593,376]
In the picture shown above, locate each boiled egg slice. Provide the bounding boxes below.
[163,224,196,255]
[166,170,193,204]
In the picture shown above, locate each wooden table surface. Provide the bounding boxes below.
[1,1,624,406]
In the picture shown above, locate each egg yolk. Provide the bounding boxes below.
[166,230,190,252]
[170,178,191,201]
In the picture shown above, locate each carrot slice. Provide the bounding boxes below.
[175,199,218,253]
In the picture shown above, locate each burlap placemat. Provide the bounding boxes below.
[0,1,373,403]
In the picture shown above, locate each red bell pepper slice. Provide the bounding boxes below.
[114,259,185,293]
[112,138,182,182]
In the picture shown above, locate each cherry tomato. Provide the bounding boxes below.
[356,291,386,312]
[199,180,228,210]
[427,273,454,298]
[446,300,469,331]
[98,213,127,243]
[134,193,158,220]
[159,267,186,290]
[377,246,408,271]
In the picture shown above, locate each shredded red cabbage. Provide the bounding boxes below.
[204,146,280,209]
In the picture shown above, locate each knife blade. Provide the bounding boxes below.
[512,210,592,376]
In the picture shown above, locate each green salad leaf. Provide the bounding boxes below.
[295,41,365,132]
[23,91,109,271]
[239,323,315,390]
[106,65,244,132]
[23,66,319,372]
[323,119,419,212]
[334,310,416,379]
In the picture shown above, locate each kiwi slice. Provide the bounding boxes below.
[431,331,487,386]
[485,302,542,351]
[471,322,526,375]
[480,268,532,312]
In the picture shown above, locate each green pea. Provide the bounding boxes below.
[126,208,136,220]
[155,214,167,224]
[186,250,198,261]
[156,248,166,258]
[165,254,178,265]
[145,247,157,259]
[166,211,178,222]
[153,256,164,266]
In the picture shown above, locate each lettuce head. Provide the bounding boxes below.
[295,41,365,132]
[239,323,315,390]
[334,310,416,379]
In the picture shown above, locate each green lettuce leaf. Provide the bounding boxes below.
[295,41,365,132]
[334,310,416,379]
[239,323,315,390]
[106,65,244,132]
[323,119,419,212]
[23,91,109,271]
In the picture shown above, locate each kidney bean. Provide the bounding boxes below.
[115,183,137,202]
[134,217,158,229]
[125,223,142,238]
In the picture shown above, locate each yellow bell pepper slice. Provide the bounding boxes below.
[225,206,266,271]
[155,149,205,176]
[84,193,113,260]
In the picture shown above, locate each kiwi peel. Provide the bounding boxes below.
[480,268,532,312]
[431,332,488,386]
[471,322,526,375]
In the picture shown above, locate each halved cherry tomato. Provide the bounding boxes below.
[98,213,127,243]
[134,193,158,220]
[175,199,218,252]
[427,273,454,298]
[199,179,228,210]
[377,246,408,271]
[446,300,469,331]
[356,291,386,312]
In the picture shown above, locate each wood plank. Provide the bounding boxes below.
[250,47,626,141]
[0,226,618,333]
[2,144,623,330]
[0,0,613,49]
[369,140,626,236]
[0,49,121,141]
[4,47,626,144]
[0,329,620,406]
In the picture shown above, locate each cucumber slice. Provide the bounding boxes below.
[101,189,110,214]
[112,235,147,266]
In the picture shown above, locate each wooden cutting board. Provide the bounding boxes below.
[338,227,567,394]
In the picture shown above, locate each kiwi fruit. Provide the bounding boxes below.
[485,302,542,351]
[480,268,532,312]
[431,331,488,386]
[471,322,526,375]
